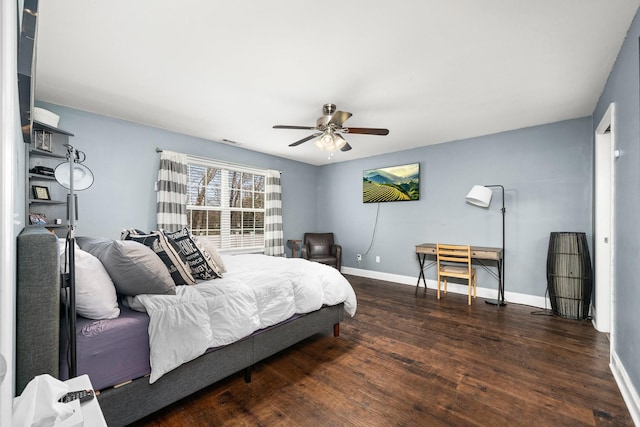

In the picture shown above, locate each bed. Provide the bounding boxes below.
[16,226,356,426]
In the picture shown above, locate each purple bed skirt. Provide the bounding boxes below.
[61,307,307,391]
[60,306,151,391]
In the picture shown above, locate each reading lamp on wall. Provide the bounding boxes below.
[54,144,94,377]
[465,184,506,306]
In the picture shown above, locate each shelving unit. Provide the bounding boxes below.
[32,119,74,136]
[26,121,74,236]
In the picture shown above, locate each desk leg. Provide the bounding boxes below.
[415,253,427,295]
[485,259,506,306]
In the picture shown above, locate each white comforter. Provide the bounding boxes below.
[127,254,357,383]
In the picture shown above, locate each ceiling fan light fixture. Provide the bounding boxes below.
[314,131,347,152]
[321,132,334,145]
[333,133,347,150]
[275,103,388,153]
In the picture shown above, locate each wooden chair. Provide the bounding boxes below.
[436,243,477,305]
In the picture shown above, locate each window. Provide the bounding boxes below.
[186,158,266,252]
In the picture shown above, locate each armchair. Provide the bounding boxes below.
[301,232,342,271]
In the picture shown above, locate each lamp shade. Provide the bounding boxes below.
[332,133,347,150]
[54,162,94,191]
[465,185,493,207]
[313,131,347,152]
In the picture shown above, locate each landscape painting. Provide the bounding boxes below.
[363,163,420,203]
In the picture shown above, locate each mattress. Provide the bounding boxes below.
[60,309,309,391]
[60,306,151,391]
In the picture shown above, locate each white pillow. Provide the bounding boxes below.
[196,236,227,274]
[60,242,120,320]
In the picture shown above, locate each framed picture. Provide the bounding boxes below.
[32,185,51,200]
[28,212,47,225]
[362,163,420,203]
[34,130,53,152]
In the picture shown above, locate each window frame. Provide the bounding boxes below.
[186,156,267,254]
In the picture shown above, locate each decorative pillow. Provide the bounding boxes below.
[59,242,120,320]
[163,228,222,280]
[196,236,227,274]
[76,236,176,296]
[121,228,196,286]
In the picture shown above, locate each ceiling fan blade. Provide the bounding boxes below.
[344,127,389,135]
[288,132,322,147]
[328,111,352,127]
[340,142,352,152]
[273,125,317,130]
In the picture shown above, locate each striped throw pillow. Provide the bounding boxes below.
[121,229,196,286]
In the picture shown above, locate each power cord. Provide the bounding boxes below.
[530,287,553,316]
[362,202,381,258]
[530,287,592,320]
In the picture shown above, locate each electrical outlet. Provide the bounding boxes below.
[376,256,380,263]
[357,254,362,261]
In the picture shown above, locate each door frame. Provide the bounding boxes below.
[0,0,18,420]
[594,103,615,343]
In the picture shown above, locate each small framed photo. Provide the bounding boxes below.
[34,130,53,152]
[28,213,47,225]
[32,185,51,200]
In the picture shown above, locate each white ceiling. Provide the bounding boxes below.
[35,1,640,166]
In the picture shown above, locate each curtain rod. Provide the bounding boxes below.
[155,147,282,174]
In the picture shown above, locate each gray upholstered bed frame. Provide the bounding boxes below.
[16,226,344,426]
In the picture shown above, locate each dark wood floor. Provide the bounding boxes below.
[131,275,632,426]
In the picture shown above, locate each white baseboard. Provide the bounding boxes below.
[590,302,611,333]
[342,266,551,309]
[611,350,640,425]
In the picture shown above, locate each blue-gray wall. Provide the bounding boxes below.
[318,118,593,298]
[36,102,319,257]
[38,102,593,299]
[593,6,640,411]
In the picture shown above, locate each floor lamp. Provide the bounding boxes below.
[465,184,506,306]
[54,144,94,377]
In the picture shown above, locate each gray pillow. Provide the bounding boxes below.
[121,229,196,286]
[76,236,176,296]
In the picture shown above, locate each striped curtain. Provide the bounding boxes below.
[264,169,284,256]
[156,150,188,232]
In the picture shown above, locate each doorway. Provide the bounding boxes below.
[594,103,615,337]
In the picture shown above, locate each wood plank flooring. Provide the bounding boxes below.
[131,275,633,426]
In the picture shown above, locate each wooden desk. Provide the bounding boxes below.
[415,243,504,303]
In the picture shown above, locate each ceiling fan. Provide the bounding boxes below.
[273,103,389,152]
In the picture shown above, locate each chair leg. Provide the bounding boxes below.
[473,272,477,300]
[437,272,441,299]
[444,278,448,295]
[468,271,478,305]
